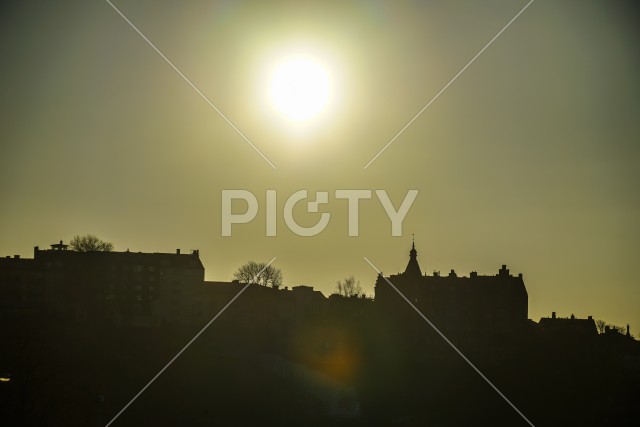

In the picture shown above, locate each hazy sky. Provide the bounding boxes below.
[1,0,639,330]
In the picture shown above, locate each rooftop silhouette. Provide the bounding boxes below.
[1,240,638,426]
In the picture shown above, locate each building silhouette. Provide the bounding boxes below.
[538,311,598,338]
[374,242,528,336]
[0,240,333,330]
[0,242,204,326]
[1,239,639,426]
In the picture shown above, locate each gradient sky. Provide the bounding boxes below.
[1,0,639,331]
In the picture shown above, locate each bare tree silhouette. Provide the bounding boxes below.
[69,235,113,252]
[334,276,363,298]
[233,261,283,289]
[596,319,627,334]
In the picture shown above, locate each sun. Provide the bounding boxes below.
[268,55,331,123]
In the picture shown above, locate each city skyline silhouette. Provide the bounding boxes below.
[1,0,639,331]
[1,238,638,426]
[1,0,639,425]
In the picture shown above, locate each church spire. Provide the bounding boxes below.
[404,235,422,277]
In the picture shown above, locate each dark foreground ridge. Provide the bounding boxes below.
[1,241,638,426]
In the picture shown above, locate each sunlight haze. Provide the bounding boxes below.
[1,0,639,331]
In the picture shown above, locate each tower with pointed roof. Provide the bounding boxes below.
[404,236,422,277]
[374,237,529,335]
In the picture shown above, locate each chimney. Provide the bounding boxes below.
[499,265,509,277]
[571,314,575,319]
[588,315,592,320]
[13,255,20,259]
[552,311,556,319]
[176,249,180,255]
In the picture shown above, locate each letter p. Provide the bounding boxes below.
[221,190,258,236]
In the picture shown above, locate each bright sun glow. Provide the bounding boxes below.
[269,56,330,122]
